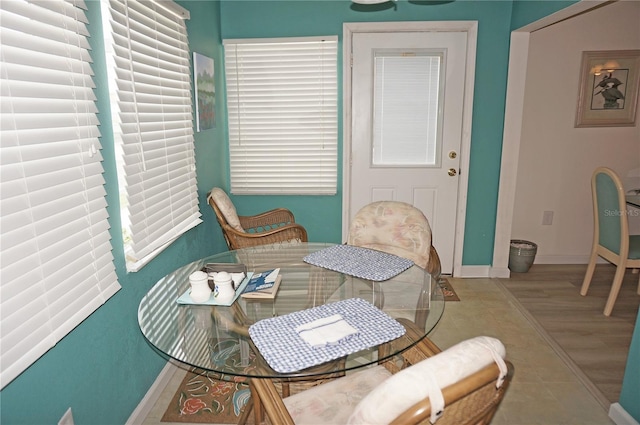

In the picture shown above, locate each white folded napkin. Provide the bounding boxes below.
[295,314,359,348]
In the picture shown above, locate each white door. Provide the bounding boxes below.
[345,25,475,275]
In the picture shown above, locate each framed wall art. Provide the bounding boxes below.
[575,50,640,127]
[194,52,215,131]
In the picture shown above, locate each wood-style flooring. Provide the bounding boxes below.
[499,263,639,407]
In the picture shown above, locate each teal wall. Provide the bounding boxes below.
[219,0,535,264]
[619,308,640,422]
[0,1,583,424]
[510,0,578,30]
[216,0,578,260]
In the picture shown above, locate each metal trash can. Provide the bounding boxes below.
[508,240,537,273]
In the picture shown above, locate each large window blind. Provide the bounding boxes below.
[0,0,120,389]
[102,0,201,272]
[224,36,338,195]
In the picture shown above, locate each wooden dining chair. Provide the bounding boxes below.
[250,322,513,425]
[580,167,640,316]
[207,187,308,250]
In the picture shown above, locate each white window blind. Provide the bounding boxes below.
[0,0,120,389]
[373,52,443,166]
[224,36,338,195]
[102,0,201,272]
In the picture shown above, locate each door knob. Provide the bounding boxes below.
[448,168,457,176]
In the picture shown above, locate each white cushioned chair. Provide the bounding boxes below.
[207,187,308,250]
[348,201,442,281]
[347,201,443,330]
[250,321,513,425]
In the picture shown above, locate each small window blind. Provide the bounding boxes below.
[223,36,338,195]
[0,0,120,389]
[102,0,201,272]
[373,52,443,166]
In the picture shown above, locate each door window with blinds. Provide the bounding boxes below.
[0,0,120,389]
[372,50,445,167]
[224,36,338,195]
[101,0,201,272]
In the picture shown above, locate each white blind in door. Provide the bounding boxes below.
[373,52,443,166]
[224,36,338,195]
[102,0,201,272]
[0,0,120,389]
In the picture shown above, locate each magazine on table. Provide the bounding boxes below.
[241,275,282,299]
[241,268,281,299]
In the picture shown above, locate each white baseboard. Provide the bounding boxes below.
[609,402,640,425]
[459,265,491,278]
[460,257,605,278]
[490,266,510,278]
[127,361,178,425]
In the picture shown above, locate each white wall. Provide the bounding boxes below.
[511,0,640,264]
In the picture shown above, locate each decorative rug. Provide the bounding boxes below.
[439,278,460,301]
[161,367,252,424]
[162,336,256,424]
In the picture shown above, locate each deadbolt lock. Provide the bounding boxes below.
[448,168,457,176]
[448,151,457,159]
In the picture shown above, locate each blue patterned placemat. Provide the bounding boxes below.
[303,244,414,281]
[248,298,406,373]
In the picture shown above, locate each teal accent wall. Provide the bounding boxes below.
[510,0,578,30]
[217,0,580,261]
[220,0,517,263]
[619,308,640,422]
[0,1,591,424]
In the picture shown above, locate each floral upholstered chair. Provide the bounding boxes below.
[250,321,513,425]
[207,187,308,250]
[348,201,441,280]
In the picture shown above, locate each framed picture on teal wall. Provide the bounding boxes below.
[575,50,640,127]
[194,52,215,131]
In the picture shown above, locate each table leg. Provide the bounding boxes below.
[236,396,253,425]
[281,382,290,398]
[249,381,264,424]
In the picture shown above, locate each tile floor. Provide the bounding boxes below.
[142,278,614,425]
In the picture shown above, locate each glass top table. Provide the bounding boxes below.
[138,242,444,380]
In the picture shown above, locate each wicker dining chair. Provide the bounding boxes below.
[250,319,513,425]
[207,187,308,250]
